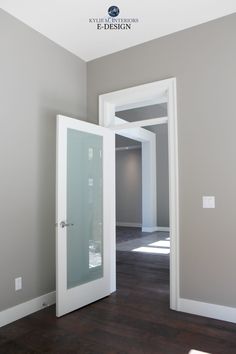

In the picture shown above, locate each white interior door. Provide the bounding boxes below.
[56,115,115,317]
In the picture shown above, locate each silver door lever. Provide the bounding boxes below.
[60,221,74,228]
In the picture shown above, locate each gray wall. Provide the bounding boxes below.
[146,125,169,227]
[88,14,236,307]
[0,10,87,311]
[116,148,142,225]
[117,103,167,122]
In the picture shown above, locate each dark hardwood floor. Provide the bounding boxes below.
[116,227,151,243]
[0,228,236,353]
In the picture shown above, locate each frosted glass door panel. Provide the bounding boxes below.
[67,129,103,289]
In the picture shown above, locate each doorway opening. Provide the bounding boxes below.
[99,78,179,310]
[115,117,170,304]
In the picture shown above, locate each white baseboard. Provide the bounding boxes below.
[142,226,158,232]
[116,223,170,232]
[0,291,56,328]
[157,227,170,232]
[116,222,142,228]
[178,298,236,324]
[1,291,234,329]
[142,226,170,232]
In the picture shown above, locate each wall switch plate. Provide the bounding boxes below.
[203,196,215,209]
[15,277,22,291]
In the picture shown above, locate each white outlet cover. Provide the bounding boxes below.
[203,196,215,209]
[15,277,22,291]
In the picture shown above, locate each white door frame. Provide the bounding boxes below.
[99,78,179,311]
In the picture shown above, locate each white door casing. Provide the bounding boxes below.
[99,78,179,310]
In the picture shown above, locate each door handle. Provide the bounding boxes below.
[60,221,74,228]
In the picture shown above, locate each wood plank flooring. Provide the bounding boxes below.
[0,228,236,353]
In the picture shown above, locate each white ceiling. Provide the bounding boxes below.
[1,0,236,61]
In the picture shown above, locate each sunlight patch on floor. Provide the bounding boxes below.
[189,350,211,354]
[117,231,170,253]
[131,235,170,254]
[149,240,170,248]
[132,246,170,254]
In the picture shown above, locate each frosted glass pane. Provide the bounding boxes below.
[67,129,103,289]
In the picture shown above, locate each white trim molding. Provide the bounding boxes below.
[111,116,168,131]
[0,291,56,328]
[99,78,179,310]
[142,226,170,232]
[179,298,236,324]
[116,222,142,228]
[157,226,170,232]
[142,226,159,232]
[116,224,170,232]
